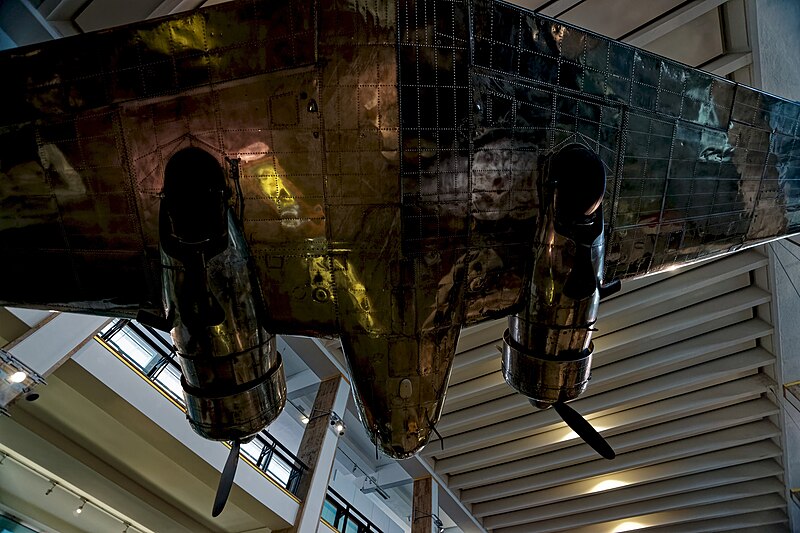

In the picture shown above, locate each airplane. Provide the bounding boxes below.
[1,0,799,516]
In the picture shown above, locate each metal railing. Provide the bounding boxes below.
[321,487,384,533]
[96,318,308,497]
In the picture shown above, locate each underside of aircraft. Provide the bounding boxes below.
[1,0,798,516]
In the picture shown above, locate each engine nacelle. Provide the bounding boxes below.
[503,144,607,409]
[160,147,286,441]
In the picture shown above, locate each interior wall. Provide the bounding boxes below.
[754,2,800,529]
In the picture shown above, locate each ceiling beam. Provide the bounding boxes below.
[623,0,729,47]
[484,460,784,528]
[459,418,780,503]
[639,509,788,532]
[594,286,770,364]
[473,445,783,517]
[497,480,785,533]
[434,351,773,465]
[563,493,787,533]
[442,287,769,414]
[701,51,754,77]
[437,318,771,435]
[599,250,766,323]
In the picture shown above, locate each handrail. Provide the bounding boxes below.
[96,318,309,497]
[322,486,384,533]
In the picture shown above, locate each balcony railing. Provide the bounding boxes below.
[321,487,384,533]
[96,318,307,497]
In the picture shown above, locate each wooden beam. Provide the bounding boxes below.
[411,477,433,533]
[294,376,341,500]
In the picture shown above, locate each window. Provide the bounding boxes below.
[96,319,309,496]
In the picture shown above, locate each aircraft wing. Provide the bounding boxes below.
[0,0,798,329]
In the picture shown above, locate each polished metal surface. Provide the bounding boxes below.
[504,143,605,409]
[161,148,286,441]
[164,210,286,441]
[502,330,592,409]
[1,0,799,458]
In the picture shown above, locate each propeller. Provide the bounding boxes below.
[212,439,241,517]
[552,401,615,460]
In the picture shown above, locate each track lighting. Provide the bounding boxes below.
[0,448,140,530]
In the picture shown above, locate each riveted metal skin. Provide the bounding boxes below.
[1,0,799,458]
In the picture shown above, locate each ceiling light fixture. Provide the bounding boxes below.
[8,371,27,383]
[308,409,346,435]
[589,479,629,493]
[329,413,346,436]
[287,398,311,425]
[74,499,86,515]
[1,348,46,414]
[45,481,57,495]
[613,521,646,532]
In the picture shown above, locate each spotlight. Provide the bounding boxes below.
[74,499,86,516]
[8,371,27,383]
[45,482,57,496]
[329,413,345,436]
[301,415,309,424]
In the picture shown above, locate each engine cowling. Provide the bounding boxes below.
[159,147,286,441]
[503,144,607,409]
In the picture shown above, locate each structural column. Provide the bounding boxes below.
[284,374,350,533]
[412,476,440,533]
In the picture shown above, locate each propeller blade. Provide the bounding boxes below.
[212,440,240,517]
[553,402,615,460]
